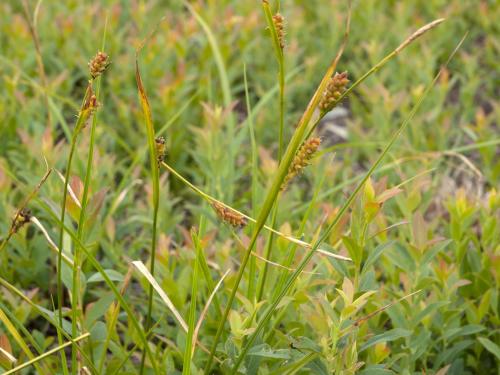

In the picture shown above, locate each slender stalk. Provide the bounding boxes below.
[230,34,466,373]
[71,22,108,373]
[0,168,52,254]
[183,223,203,374]
[20,0,51,129]
[243,65,259,299]
[56,84,93,374]
[135,58,161,374]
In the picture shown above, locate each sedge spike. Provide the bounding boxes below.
[318,71,349,113]
[88,51,110,79]
[273,13,285,49]
[212,201,247,228]
[282,137,321,190]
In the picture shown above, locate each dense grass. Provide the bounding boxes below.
[0,0,499,374]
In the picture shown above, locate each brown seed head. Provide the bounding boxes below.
[80,87,99,129]
[12,208,32,233]
[318,71,349,113]
[282,137,321,190]
[155,136,166,165]
[211,201,247,228]
[273,13,285,49]
[88,51,110,79]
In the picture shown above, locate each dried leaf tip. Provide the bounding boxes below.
[282,137,322,190]
[273,13,285,49]
[155,136,166,165]
[318,71,349,113]
[88,51,110,79]
[396,18,445,54]
[12,208,32,234]
[211,201,247,228]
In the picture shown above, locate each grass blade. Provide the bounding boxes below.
[131,261,188,332]
[135,56,161,374]
[243,64,259,298]
[183,226,203,374]
[192,269,231,358]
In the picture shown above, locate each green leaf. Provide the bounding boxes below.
[363,241,394,272]
[87,269,124,283]
[478,337,500,361]
[247,344,291,359]
[434,339,474,368]
[420,239,452,267]
[358,366,394,375]
[360,328,412,352]
[84,292,115,328]
[443,324,485,341]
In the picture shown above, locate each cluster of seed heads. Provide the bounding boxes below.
[155,136,166,166]
[282,137,322,190]
[11,208,31,234]
[211,201,247,228]
[273,13,285,49]
[318,71,349,113]
[88,51,110,79]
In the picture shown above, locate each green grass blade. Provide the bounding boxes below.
[183,224,203,374]
[243,64,259,299]
[135,55,161,374]
[56,82,94,375]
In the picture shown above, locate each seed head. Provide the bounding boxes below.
[12,208,32,233]
[155,136,166,165]
[273,13,285,49]
[282,137,321,190]
[88,51,110,79]
[211,201,247,228]
[79,86,99,129]
[318,71,349,113]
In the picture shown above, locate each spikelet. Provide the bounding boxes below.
[155,136,166,166]
[211,201,247,228]
[318,71,349,113]
[12,208,32,234]
[79,85,99,129]
[88,51,110,79]
[282,137,321,190]
[273,13,285,49]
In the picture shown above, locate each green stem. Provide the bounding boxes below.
[136,58,161,375]
[183,221,203,374]
[244,65,259,300]
[57,130,80,375]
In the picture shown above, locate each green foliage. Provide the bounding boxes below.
[0,0,498,374]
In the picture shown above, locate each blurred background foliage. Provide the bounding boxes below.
[0,0,498,374]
